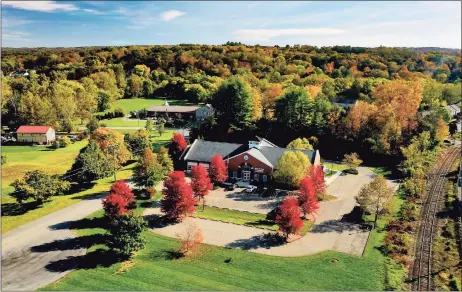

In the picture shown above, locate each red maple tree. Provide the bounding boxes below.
[209,155,228,183]
[161,171,196,220]
[190,165,213,210]
[276,196,304,238]
[298,177,319,220]
[102,180,136,219]
[109,180,136,209]
[102,192,130,219]
[307,165,326,198]
[171,133,188,152]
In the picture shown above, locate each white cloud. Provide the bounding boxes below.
[233,28,346,42]
[2,1,78,12]
[83,8,105,15]
[127,25,145,30]
[3,31,30,41]
[160,10,185,21]
[2,17,35,28]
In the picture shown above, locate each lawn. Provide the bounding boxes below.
[193,206,313,235]
[368,166,392,177]
[41,191,403,291]
[1,140,88,202]
[1,163,135,234]
[323,161,348,172]
[41,208,392,291]
[101,98,195,114]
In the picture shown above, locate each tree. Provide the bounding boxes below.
[161,171,196,221]
[109,180,135,209]
[145,118,154,133]
[102,180,136,219]
[434,118,449,143]
[90,128,131,168]
[102,192,130,219]
[12,170,70,205]
[177,224,203,256]
[261,83,283,119]
[86,116,99,133]
[76,141,112,182]
[157,146,174,177]
[211,76,254,130]
[273,151,311,188]
[276,196,304,239]
[156,119,165,137]
[298,176,319,218]
[107,213,147,258]
[171,132,187,153]
[190,165,213,210]
[356,175,394,229]
[342,152,362,170]
[209,155,228,183]
[307,165,326,198]
[286,138,313,150]
[133,148,164,189]
[124,129,151,155]
[275,86,313,131]
[298,177,319,219]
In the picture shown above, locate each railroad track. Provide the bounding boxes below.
[412,146,461,291]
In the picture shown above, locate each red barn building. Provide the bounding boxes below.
[180,137,321,184]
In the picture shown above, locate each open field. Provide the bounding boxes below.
[101,98,195,114]
[41,189,404,291]
[1,141,88,201]
[1,163,135,234]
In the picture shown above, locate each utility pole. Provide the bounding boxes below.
[110,145,117,181]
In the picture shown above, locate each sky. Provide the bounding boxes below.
[2,1,461,48]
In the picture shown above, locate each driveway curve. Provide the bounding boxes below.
[144,167,394,257]
[1,194,106,291]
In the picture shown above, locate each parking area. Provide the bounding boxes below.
[206,186,279,214]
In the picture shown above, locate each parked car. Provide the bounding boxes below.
[226,184,238,191]
[244,185,257,193]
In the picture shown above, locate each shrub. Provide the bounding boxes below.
[1,155,7,165]
[343,168,359,175]
[114,107,125,117]
[177,224,203,256]
[12,170,70,205]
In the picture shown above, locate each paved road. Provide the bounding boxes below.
[1,194,107,291]
[145,167,389,257]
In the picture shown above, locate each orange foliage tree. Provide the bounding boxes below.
[90,128,131,168]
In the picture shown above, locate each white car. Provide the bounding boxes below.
[244,185,257,193]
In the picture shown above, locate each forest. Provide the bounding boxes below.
[1,44,461,165]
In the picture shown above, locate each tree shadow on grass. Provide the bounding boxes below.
[45,248,123,272]
[1,201,41,217]
[49,217,107,231]
[149,249,184,261]
[245,219,276,229]
[71,191,107,201]
[31,234,109,252]
[226,233,286,250]
[144,213,178,229]
[67,182,96,195]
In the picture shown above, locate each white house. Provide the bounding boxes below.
[16,126,56,144]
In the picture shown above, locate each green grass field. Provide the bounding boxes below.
[1,141,88,201]
[103,98,195,114]
[1,164,135,234]
[41,191,405,291]
[194,206,313,234]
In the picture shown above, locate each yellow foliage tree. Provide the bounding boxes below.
[274,151,311,187]
[90,128,131,168]
[435,118,449,142]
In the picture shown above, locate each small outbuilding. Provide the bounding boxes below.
[16,126,56,144]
